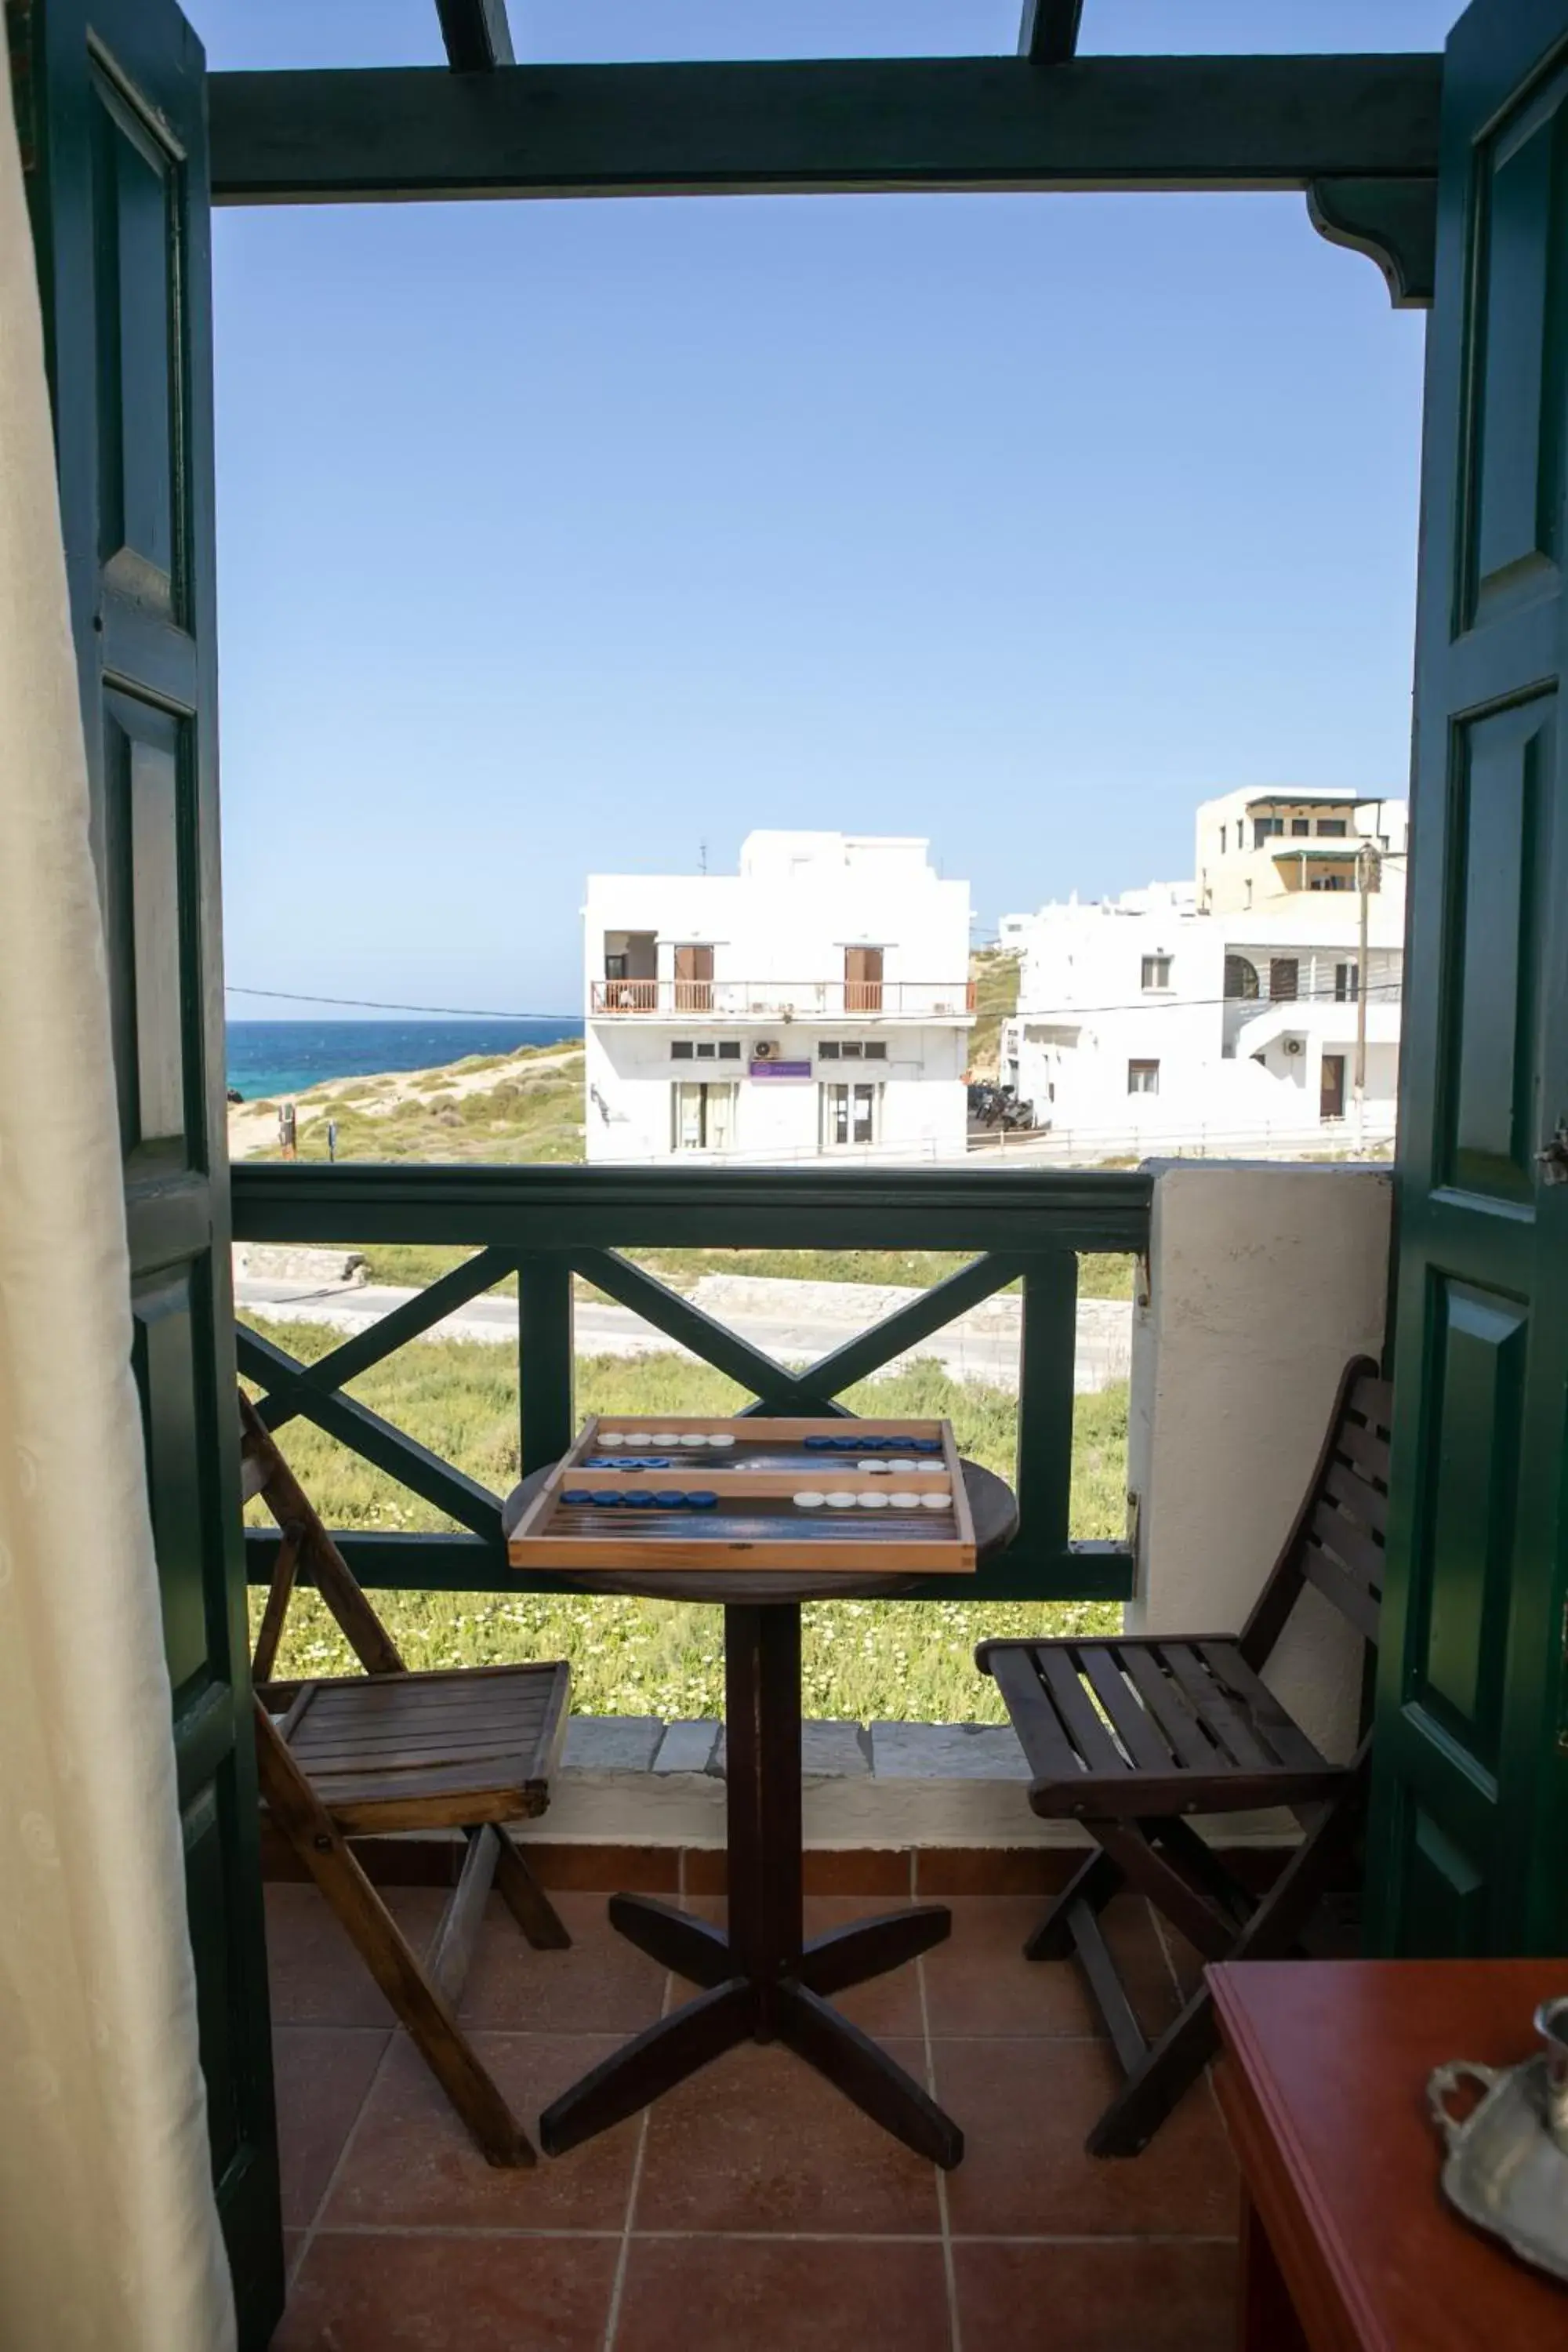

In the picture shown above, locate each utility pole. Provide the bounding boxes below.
[1353,840,1374,1151]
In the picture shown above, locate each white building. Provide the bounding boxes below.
[998,790,1407,1156]
[583,832,974,1163]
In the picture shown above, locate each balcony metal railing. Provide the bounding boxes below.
[230,1161,1150,1606]
[590,978,978,1018]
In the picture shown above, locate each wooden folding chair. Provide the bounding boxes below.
[978,1356,1391,2158]
[241,1392,573,2167]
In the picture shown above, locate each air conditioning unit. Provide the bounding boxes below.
[1283,1036,1305,1057]
[753,1040,780,1062]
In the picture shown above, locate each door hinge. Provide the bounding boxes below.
[1536,1119,1568,1185]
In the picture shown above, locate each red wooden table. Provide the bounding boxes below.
[1210,1958,1568,2351]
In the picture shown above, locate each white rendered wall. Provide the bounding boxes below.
[1004,884,1405,1152]
[586,1022,967,1163]
[1125,1160,1392,1761]
[583,833,971,1008]
[584,832,971,1162]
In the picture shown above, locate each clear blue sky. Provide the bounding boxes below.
[187,2,1457,1018]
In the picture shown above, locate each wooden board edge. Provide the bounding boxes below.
[507,1456,572,1549]
[553,1468,960,1495]
[506,1537,975,1574]
[949,1435,978,1552]
[585,1415,948,1439]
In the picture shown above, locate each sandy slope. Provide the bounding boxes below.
[227,1043,584,1160]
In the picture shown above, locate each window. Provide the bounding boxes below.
[1219,826,1227,853]
[1141,955,1172,991]
[673,1040,741,1062]
[1254,818,1285,847]
[1316,818,1348,837]
[604,952,629,982]
[1309,876,1348,891]
[864,1040,887,1060]
[1224,954,1260,1000]
[1290,818,1311,837]
[671,1081,737,1152]
[840,1040,864,1058]
[818,1040,840,1059]
[821,1082,879,1148]
[819,1040,887,1062]
[717,1040,741,1059]
[1127,1061,1160,1095]
[1269,958,1300,1001]
[1334,963,1359,1002]
[671,1040,693,1059]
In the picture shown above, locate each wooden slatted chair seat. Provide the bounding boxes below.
[241,1392,572,2167]
[988,1635,1345,1819]
[978,1356,1392,2161]
[274,1662,567,1833]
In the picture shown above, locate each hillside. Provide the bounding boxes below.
[965,946,1021,1080]
[229,1040,586,1164]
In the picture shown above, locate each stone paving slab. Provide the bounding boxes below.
[711,1718,872,1779]
[563,1715,664,1772]
[652,1719,721,1775]
[867,1722,1031,1780]
[572,1714,1029,1784]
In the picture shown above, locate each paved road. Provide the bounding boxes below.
[233,1276,1133,1396]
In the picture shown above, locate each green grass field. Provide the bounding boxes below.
[244,1317,1127,1723]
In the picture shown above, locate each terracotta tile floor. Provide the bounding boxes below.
[266,1882,1240,2350]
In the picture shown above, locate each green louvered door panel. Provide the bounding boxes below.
[11,0,282,2336]
[1368,0,1568,1958]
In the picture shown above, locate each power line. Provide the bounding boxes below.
[1005,978,1404,1021]
[227,974,1403,1025]
[226,984,579,1020]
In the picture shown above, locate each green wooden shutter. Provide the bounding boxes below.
[10,0,283,2336]
[1367,0,1568,1958]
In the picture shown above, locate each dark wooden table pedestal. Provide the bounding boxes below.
[503,1458,1017,2169]
[539,1600,959,2164]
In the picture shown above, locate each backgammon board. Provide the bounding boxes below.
[505,1415,976,1573]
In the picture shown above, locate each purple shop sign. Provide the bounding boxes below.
[750,1059,814,1080]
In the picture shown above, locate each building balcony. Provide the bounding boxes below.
[233,1155,1388,2348]
[590,977,977,1020]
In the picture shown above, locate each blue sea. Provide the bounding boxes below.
[226,1019,583,1102]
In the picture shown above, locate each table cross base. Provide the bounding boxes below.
[536,1602,964,2169]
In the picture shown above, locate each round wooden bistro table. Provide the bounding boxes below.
[502,1458,1018,2169]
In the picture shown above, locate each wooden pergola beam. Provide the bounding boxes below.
[1020,2,1084,64]
[434,0,514,72]
[209,55,1441,206]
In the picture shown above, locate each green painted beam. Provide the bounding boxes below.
[797,1251,1025,1394]
[434,0,514,73]
[239,1325,505,1538]
[230,1161,1152,1254]
[518,1253,576,1475]
[1019,2,1083,65]
[570,1246,797,1399]
[243,1528,1134,1604]
[209,56,1442,208]
[250,1243,516,1431]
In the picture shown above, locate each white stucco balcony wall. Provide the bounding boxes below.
[1126,1160,1392,1764]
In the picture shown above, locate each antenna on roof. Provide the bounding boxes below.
[699,840,709,874]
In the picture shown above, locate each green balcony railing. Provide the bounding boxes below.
[230,1161,1150,1603]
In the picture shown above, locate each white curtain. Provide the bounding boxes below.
[0,41,236,2352]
